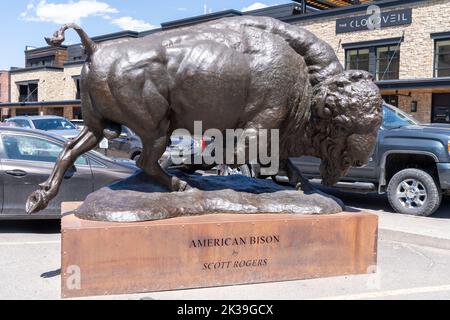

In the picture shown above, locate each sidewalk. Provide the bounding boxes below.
[377,212,450,250]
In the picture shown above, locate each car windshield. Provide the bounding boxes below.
[383,105,419,129]
[32,118,76,131]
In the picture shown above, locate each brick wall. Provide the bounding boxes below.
[398,92,432,123]
[0,71,9,103]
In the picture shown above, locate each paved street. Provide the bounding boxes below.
[1,191,450,300]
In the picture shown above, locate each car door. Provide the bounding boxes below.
[0,133,93,217]
[0,160,3,214]
[344,132,380,182]
[290,131,381,182]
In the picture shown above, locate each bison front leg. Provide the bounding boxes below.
[285,158,316,193]
[26,127,104,214]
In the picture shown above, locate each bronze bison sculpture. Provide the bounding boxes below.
[26,16,382,214]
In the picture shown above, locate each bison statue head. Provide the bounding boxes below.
[308,70,382,186]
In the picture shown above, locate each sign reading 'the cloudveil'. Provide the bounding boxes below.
[336,8,412,34]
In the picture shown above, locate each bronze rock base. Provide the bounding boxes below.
[72,170,345,222]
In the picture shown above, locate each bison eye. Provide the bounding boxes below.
[342,157,352,167]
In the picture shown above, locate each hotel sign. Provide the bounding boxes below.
[336,8,412,34]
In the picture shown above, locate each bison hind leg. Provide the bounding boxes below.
[103,121,122,140]
[138,133,192,192]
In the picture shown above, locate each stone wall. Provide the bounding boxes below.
[293,0,450,80]
[10,64,82,103]
[63,65,83,100]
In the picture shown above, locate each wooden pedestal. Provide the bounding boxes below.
[61,202,378,298]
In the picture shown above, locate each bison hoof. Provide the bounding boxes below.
[174,179,192,192]
[26,190,48,215]
[296,182,316,194]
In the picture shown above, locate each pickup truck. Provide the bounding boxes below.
[287,103,450,217]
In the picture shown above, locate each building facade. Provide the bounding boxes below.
[1,0,450,124]
[287,0,450,123]
[0,70,10,121]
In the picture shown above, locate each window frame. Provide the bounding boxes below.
[345,44,401,81]
[0,132,89,166]
[434,39,450,78]
[17,81,39,102]
[73,76,81,100]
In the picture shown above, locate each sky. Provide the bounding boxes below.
[0,0,291,70]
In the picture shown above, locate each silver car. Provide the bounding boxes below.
[0,127,137,220]
[6,116,81,139]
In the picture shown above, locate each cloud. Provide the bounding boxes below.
[177,7,188,11]
[20,0,118,24]
[242,2,269,12]
[111,16,158,32]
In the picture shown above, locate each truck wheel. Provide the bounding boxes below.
[387,169,442,217]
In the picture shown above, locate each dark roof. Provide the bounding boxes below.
[376,77,450,90]
[0,100,80,108]
[9,66,64,74]
[161,9,243,30]
[283,0,426,23]
[92,30,139,42]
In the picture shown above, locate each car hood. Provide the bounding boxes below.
[403,123,450,135]
[47,129,81,139]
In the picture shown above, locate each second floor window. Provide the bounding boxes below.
[345,44,400,81]
[27,56,55,68]
[18,82,38,102]
[435,39,450,77]
[376,46,400,80]
[74,77,81,100]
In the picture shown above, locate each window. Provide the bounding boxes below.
[382,105,418,129]
[27,56,54,68]
[1,134,87,165]
[8,119,32,129]
[345,44,400,81]
[435,39,450,77]
[382,95,399,107]
[15,108,39,116]
[18,82,38,102]
[74,78,81,100]
[32,118,76,131]
[376,46,400,80]
[346,49,370,72]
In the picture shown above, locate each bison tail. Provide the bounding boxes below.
[45,23,97,58]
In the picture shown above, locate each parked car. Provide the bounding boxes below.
[70,119,85,130]
[5,116,80,139]
[0,122,18,127]
[0,127,137,220]
[101,126,143,161]
[99,126,213,169]
[290,103,450,217]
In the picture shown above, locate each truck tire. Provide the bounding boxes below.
[387,169,442,217]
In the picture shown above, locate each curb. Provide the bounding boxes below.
[379,228,450,250]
